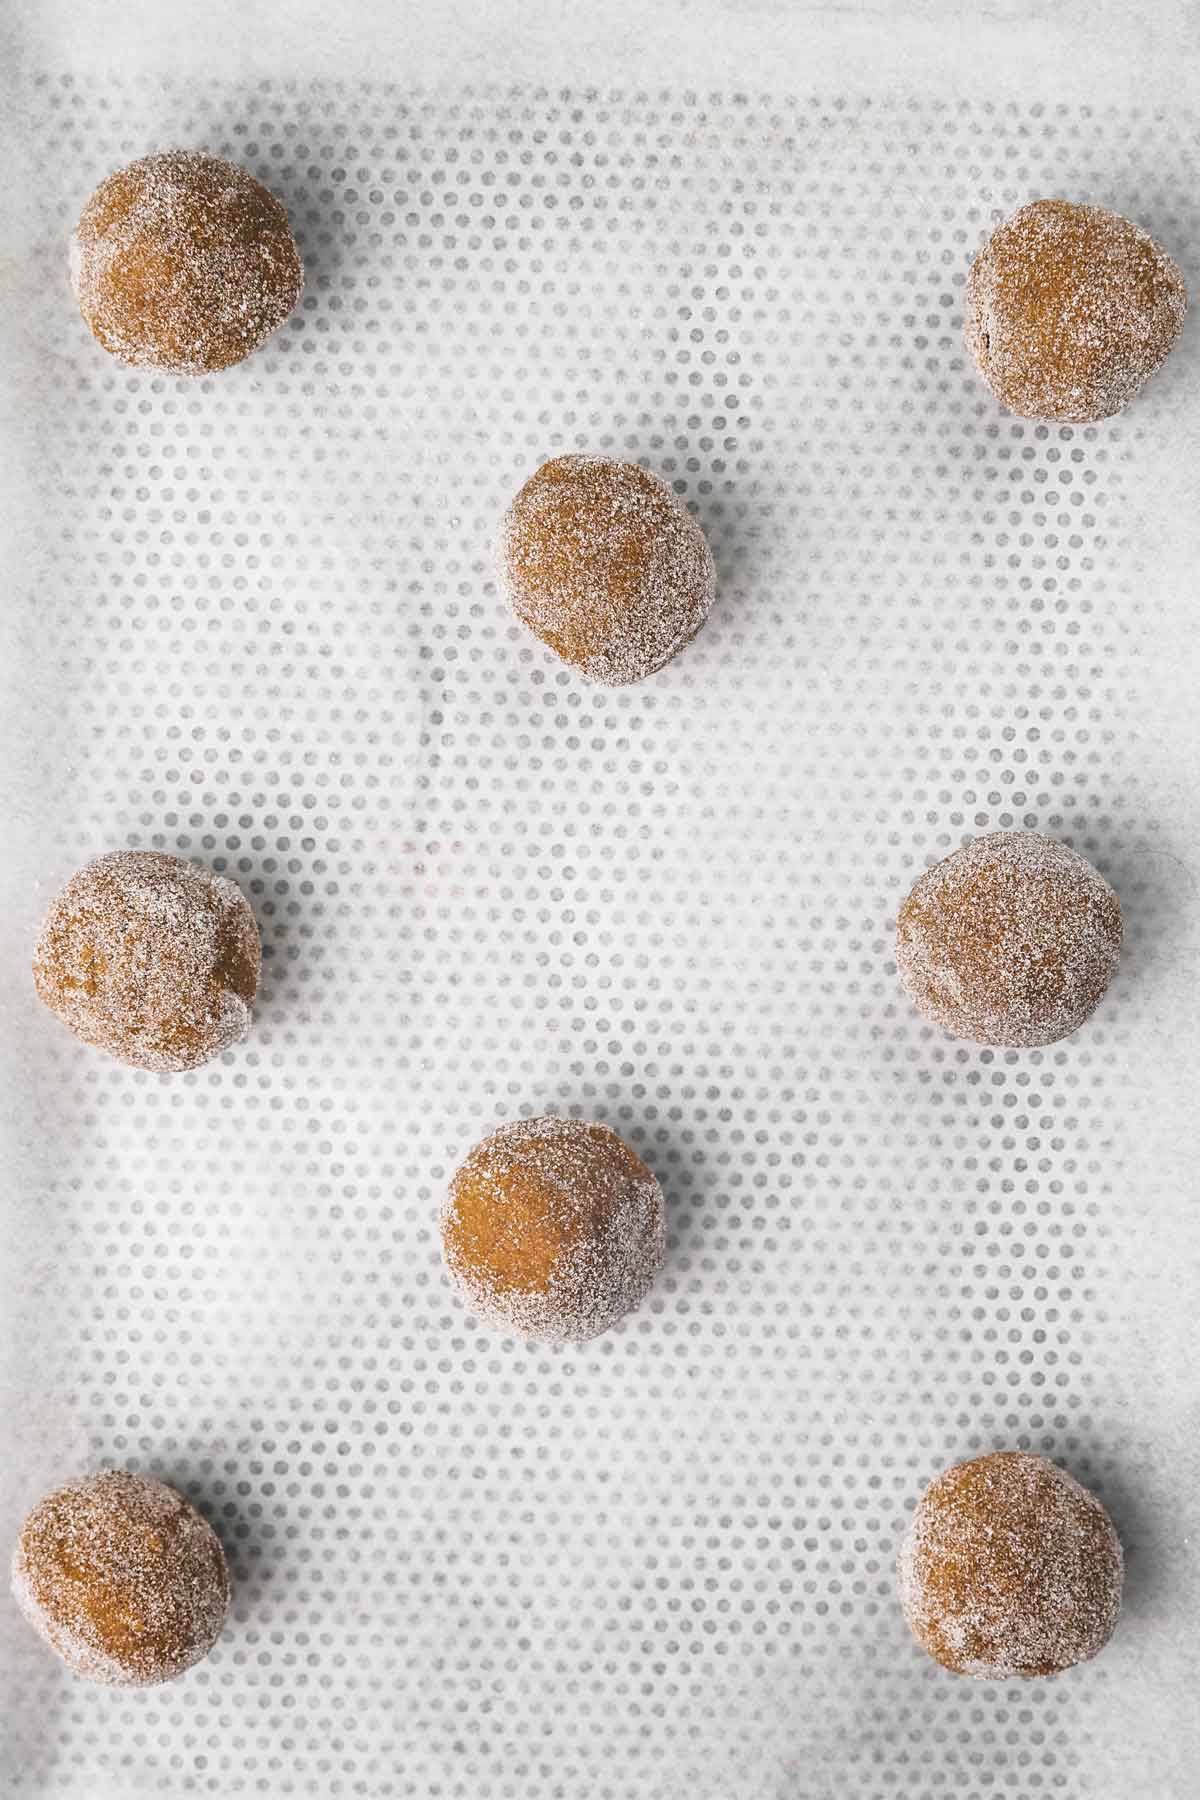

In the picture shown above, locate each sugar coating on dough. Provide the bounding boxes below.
[12,1470,230,1688]
[898,1451,1123,1679]
[72,150,303,375]
[964,198,1187,422]
[33,849,261,1073]
[441,1115,666,1343]
[895,830,1121,1048]
[499,455,716,685]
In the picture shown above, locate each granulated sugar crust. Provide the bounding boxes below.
[33,849,261,1073]
[499,455,716,685]
[898,1451,1123,1680]
[71,149,303,375]
[895,830,1122,1048]
[11,1470,230,1688]
[964,198,1187,423]
[440,1115,666,1344]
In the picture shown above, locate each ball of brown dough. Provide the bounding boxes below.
[33,850,261,1073]
[895,831,1121,1047]
[898,1450,1123,1678]
[11,1470,230,1687]
[441,1115,666,1342]
[964,198,1187,422]
[72,150,303,374]
[499,455,716,684]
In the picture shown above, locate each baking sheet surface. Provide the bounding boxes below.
[2,5,1199,1796]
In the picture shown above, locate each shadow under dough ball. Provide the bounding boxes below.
[71,150,303,374]
[898,1450,1123,1678]
[440,1116,666,1342]
[11,1470,230,1687]
[964,198,1187,422]
[895,830,1122,1047]
[499,454,716,684]
[33,849,261,1073]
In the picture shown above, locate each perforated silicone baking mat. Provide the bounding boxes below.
[2,3,1200,1796]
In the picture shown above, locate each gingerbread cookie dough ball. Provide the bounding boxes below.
[499,455,716,684]
[72,150,303,374]
[441,1116,666,1343]
[965,198,1187,422]
[896,831,1121,1048]
[33,850,261,1073]
[898,1451,1123,1678]
[12,1470,230,1687]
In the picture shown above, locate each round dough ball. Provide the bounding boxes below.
[895,830,1121,1048]
[441,1116,666,1343]
[33,849,261,1073]
[72,150,303,374]
[964,198,1187,422]
[11,1470,229,1687]
[499,455,716,684]
[898,1450,1123,1678]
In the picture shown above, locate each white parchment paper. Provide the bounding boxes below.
[2,5,1199,1796]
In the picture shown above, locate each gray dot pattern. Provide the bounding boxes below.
[1,75,1197,1800]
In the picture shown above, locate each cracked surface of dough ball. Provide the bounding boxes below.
[898,1451,1123,1678]
[441,1116,666,1342]
[896,831,1121,1047]
[964,198,1187,422]
[499,455,716,684]
[72,150,303,374]
[12,1470,229,1687]
[33,850,261,1073]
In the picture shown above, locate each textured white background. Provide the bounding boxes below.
[2,4,1199,1796]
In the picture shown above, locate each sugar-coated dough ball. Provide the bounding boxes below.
[33,850,261,1073]
[898,1451,1123,1678]
[72,150,303,374]
[499,455,716,684]
[896,831,1121,1047]
[11,1470,229,1687]
[441,1116,666,1342]
[964,198,1187,422]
